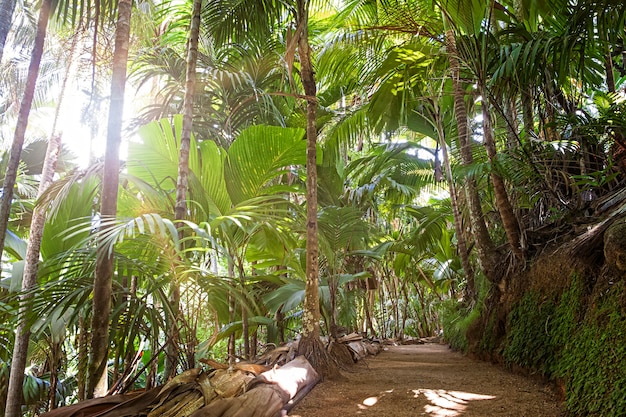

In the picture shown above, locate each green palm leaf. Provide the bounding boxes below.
[224,125,305,204]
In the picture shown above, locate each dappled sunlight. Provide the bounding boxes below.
[356,389,393,411]
[353,387,495,415]
[414,389,496,416]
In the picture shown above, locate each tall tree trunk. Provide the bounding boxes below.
[295,0,336,379]
[0,0,16,62]
[433,102,475,301]
[364,289,375,336]
[227,258,236,365]
[0,0,50,269]
[482,94,524,259]
[238,259,250,359]
[166,0,203,380]
[87,0,132,398]
[3,2,52,415]
[444,27,499,283]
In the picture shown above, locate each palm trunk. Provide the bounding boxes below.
[77,314,89,400]
[444,28,499,283]
[0,0,16,62]
[87,0,131,398]
[521,88,535,137]
[238,259,250,359]
[482,93,523,259]
[504,96,519,149]
[3,2,52,415]
[47,341,61,410]
[0,0,50,269]
[227,258,236,365]
[433,102,475,300]
[328,276,338,339]
[364,289,375,336]
[166,0,202,380]
[295,0,335,379]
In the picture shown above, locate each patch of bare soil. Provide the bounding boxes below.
[289,343,564,417]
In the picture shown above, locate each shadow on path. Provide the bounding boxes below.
[289,343,564,417]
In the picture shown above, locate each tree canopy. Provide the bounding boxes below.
[1,0,626,415]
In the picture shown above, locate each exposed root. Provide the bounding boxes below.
[328,341,355,370]
[297,335,340,380]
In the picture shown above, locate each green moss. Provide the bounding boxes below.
[555,282,626,416]
[501,275,626,415]
[503,292,558,374]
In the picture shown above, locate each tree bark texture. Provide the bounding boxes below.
[295,0,337,379]
[3,2,52,414]
[5,27,77,416]
[481,94,524,259]
[166,0,202,379]
[87,0,131,398]
[434,103,475,300]
[0,0,50,274]
[444,28,499,283]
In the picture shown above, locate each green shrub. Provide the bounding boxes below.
[441,299,482,352]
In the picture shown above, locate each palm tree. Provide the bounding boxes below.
[442,23,500,282]
[0,0,51,274]
[2,4,53,414]
[3,30,76,417]
[294,0,336,376]
[165,0,204,381]
[86,0,132,398]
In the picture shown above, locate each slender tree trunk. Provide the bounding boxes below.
[47,342,61,410]
[87,0,131,398]
[295,0,336,379]
[166,0,202,380]
[605,51,616,94]
[227,258,236,365]
[433,102,475,300]
[504,96,519,149]
[276,307,285,344]
[328,276,338,339]
[0,0,16,63]
[521,89,534,138]
[0,0,50,269]
[400,283,410,340]
[12,31,79,410]
[77,314,88,400]
[364,290,375,336]
[238,259,250,359]
[444,28,499,283]
[3,2,52,415]
[482,94,523,259]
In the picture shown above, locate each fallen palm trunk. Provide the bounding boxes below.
[189,356,319,417]
[335,333,383,362]
[36,387,160,417]
[38,355,318,417]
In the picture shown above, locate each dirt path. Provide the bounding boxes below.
[289,343,565,417]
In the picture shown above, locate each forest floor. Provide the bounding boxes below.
[289,342,565,417]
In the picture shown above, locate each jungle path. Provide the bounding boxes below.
[289,343,564,417]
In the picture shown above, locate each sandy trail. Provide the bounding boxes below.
[289,343,564,417]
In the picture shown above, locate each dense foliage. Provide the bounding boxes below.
[1,0,626,415]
